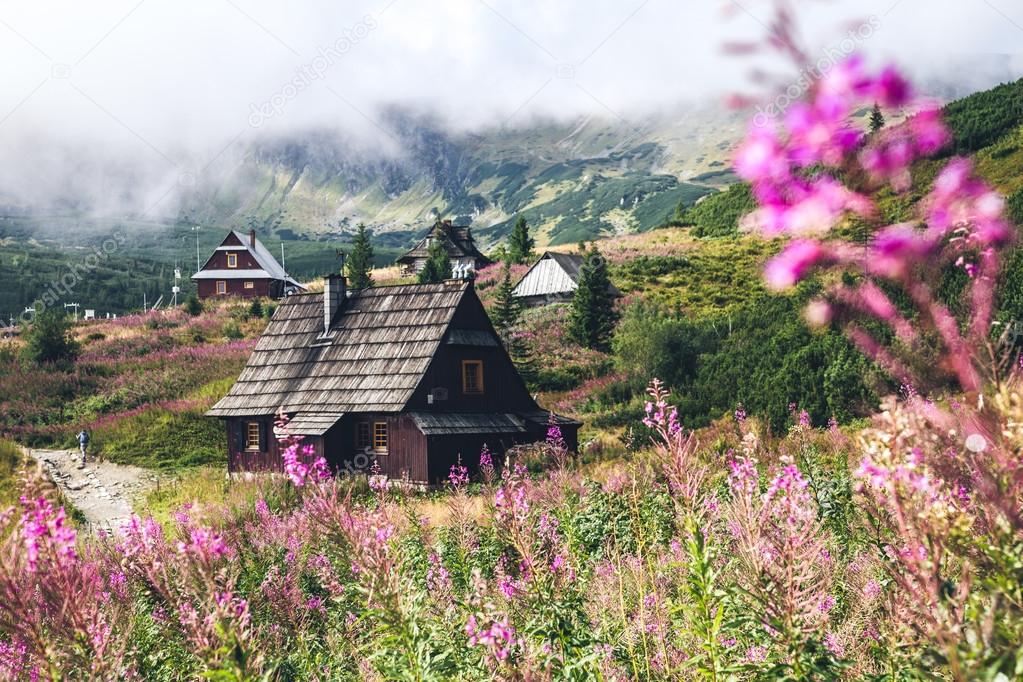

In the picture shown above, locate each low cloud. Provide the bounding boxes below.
[0,0,1019,218]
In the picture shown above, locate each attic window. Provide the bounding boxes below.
[227,253,238,268]
[462,360,484,395]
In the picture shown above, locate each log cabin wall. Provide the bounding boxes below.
[197,278,275,299]
[225,416,324,473]
[328,415,428,483]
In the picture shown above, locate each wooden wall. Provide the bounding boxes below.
[407,290,537,413]
[225,417,324,473]
[197,278,278,299]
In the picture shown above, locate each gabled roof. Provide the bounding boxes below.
[513,251,621,299]
[397,221,491,265]
[207,280,472,417]
[193,230,302,287]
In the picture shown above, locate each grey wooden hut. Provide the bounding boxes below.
[512,251,621,307]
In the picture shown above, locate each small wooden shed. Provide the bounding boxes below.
[512,251,620,307]
[207,276,578,484]
[397,220,492,276]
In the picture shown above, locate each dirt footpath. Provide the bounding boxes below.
[26,448,158,533]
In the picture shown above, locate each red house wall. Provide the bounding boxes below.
[197,278,275,299]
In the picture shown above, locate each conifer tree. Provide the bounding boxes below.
[347,223,375,289]
[506,215,535,265]
[417,233,452,283]
[490,263,538,387]
[491,262,521,338]
[568,245,618,351]
[869,103,885,135]
[508,331,539,388]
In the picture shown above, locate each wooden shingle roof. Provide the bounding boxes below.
[397,221,491,265]
[207,281,470,417]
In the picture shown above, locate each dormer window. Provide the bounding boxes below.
[227,252,238,268]
[462,360,484,395]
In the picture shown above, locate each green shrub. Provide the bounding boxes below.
[184,294,203,316]
[21,308,80,366]
[678,183,755,237]
[223,322,243,340]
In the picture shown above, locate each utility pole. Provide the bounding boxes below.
[281,242,286,272]
[192,225,201,274]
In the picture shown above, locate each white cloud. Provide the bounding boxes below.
[0,0,1019,214]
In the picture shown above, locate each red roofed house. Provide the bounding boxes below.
[192,229,304,300]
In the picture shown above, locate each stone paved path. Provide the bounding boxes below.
[25,448,158,534]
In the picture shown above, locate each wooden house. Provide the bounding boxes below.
[192,229,304,300]
[207,275,579,484]
[397,220,492,276]
[512,251,621,307]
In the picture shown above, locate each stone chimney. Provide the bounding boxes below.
[249,228,256,248]
[323,274,346,335]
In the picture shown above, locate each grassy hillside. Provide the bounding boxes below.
[0,300,266,467]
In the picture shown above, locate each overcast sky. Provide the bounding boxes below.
[0,0,1020,214]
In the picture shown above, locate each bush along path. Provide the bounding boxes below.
[25,447,158,533]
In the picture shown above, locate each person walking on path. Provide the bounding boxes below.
[76,429,90,469]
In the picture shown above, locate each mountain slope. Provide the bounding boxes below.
[177,108,746,248]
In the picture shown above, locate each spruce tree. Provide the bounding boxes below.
[567,245,618,351]
[869,103,885,135]
[490,263,538,387]
[508,331,539,388]
[506,215,535,265]
[417,234,452,283]
[491,262,522,338]
[347,223,375,289]
[248,298,263,319]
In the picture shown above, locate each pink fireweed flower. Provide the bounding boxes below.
[765,464,815,527]
[449,463,469,488]
[425,552,452,592]
[863,579,882,601]
[735,126,789,184]
[479,444,496,484]
[176,525,230,561]
[764,240,830,290]
[873,65,912,107]
[466,614,519,662]
[867,223,936,279]
[20,496,77,572]
[784,101,862,167]
[728,456,759,497]
[924,158,1012,247]
[804,298,833,327]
